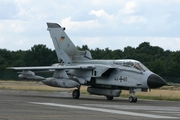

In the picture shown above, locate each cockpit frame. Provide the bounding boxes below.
[114,60,149,71]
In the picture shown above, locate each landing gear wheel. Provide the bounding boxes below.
[129,96,137,103]
[129,96,134,103]
[129,88,137,103]
[133,97,137,103]
[72,89,80,99]
[106,96,114,100]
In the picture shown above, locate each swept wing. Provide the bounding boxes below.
[7,65,96,71]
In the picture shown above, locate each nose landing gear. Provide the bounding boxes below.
[129,89,137,103]
[129,96,137,103]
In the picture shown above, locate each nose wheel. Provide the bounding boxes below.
[129,96,137,103]
[129,89,137,103]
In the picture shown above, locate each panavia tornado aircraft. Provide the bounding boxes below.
[8,23,167,103]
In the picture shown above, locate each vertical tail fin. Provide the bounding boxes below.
[47,23,92,65]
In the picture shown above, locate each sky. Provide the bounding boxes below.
[0,0,180,51]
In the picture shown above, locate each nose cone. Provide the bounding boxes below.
[147,74,167,88]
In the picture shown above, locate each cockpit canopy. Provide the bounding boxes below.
[114,60,149,71]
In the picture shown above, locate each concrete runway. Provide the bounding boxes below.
[0,90,180,120]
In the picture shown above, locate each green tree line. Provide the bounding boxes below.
[0,42,180,83]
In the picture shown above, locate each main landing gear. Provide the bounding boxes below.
[129,89,137,103]
[72,86,80,99]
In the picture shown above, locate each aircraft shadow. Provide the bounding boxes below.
[13,93,132,103]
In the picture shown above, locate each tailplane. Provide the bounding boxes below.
[47,23,92,65]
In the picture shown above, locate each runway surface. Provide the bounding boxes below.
[0,90,180,120]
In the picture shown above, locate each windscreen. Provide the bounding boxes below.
[114,60,149,71]
[134,63,149,71]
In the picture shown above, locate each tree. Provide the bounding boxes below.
[149,59,165,76]
[136,42,151,54]
[112,49,123,59]
[123,46,136,59]
[0,49,12,69]
[24,44,56,66]
[1,42,180,83]
[166,62,180,77]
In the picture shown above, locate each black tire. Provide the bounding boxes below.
[129,96,134,103]
[106,96,114,100]
[72,89,80,99]
[133,97,137,103]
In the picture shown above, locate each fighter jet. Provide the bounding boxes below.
[7,23,167,103]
